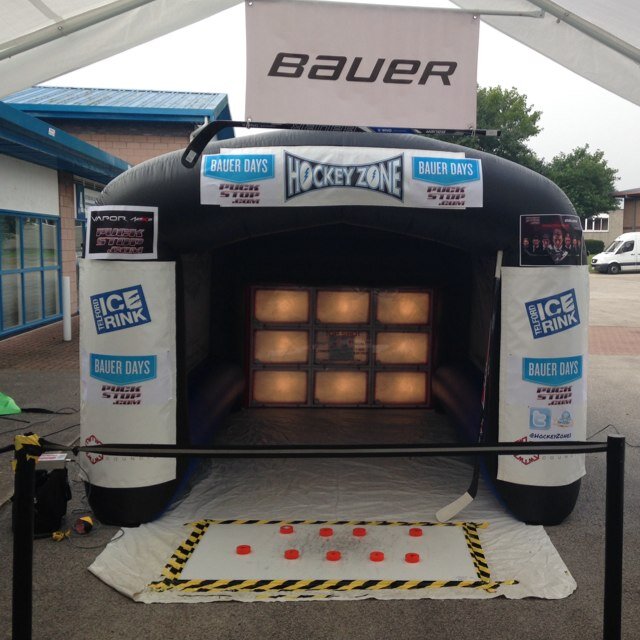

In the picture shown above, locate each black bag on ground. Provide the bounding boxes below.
[12,468,72,537]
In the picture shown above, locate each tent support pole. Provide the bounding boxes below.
[603,434,625,640]
[12,439,36,640]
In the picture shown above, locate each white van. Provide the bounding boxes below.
[591,232,640,274]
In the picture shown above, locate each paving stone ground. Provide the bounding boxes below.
[0,316,79,371]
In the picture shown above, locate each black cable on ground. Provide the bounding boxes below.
[18,407,78,415]
[0,417,53,436]
[589,423,639,447]
[1,409,80,436]
[41,423,80,439]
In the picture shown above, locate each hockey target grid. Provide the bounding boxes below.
[149,519,518,596]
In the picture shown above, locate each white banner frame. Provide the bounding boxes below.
[245,0,479,129]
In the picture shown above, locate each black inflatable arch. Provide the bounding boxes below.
[90,130,580,526]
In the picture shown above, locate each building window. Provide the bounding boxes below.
[583,214,609,232]
[0,212,61,337]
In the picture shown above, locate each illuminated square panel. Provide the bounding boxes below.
[253,371,308,404]
[375,372,427,404]
[250,287,432,407]
[315,330,368,364]
[254,331,309,364]
[314,371,368,404]
[377,292,430,324]
[316,291,370,324]
[254,289,309,323]
[376,332,428,364]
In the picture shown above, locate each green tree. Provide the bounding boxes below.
[543,145,619,219]
[443,86,544,170]
[436,85,620,216]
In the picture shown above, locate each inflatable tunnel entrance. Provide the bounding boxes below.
[79,131,589,527]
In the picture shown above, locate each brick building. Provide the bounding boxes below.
[0,87,231,338]
[613,187,640,234]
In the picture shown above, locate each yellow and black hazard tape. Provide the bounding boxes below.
[12,434,43,471]
[189,519,482,527]
[149,519,518,595]
[463,522,492,584]
[155,520,211,582]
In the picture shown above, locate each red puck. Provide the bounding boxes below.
[280,525,294,534]
[352,527,367,537]
[319,527,334,537]
[405,552,420,564]
[284,549,300,560]
[409,527,423,537]
[326,550,341,561]
[369,551,385,562]
[236,544,251,555]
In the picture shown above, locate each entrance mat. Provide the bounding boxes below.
[89,456,576,602]
[149,519,517,599]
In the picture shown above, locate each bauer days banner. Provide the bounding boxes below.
[498,266,589,487]
[245,1,479,129]
[201,146,483,209]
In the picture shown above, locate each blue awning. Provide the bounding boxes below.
[0,101,129,183]
[5,86,231,125]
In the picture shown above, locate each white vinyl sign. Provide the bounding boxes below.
[498,266,589,486]
[201,146,483,209]
[79,259,177,489]
[245,0,479,129]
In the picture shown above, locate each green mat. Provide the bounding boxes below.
[0,391,21,415]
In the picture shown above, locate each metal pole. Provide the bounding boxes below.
[603,434,625,640]
[12,440,36,640]
[62,276,71,342]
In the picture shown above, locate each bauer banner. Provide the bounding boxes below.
[86,206,158,260]
[498,266,589,487]
[245,0,479,129]
[201,146,483,209]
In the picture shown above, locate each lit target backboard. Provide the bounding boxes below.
[249,287,432,407]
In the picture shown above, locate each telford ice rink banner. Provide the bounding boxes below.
[498,266,589,486]
[245,1,479,129]
[201,146,483,209]
[79,259,177,489]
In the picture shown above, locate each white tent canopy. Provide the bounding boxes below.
[0,0,639,105]
[451,0,640,108]
[0,0,237,98]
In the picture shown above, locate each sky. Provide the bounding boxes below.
[45,1,640,190]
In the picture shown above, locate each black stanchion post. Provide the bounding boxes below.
[12,436,38,640]
[603,434,625,640]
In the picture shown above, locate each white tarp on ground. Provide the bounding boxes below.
[89,453,576,602]
[1,1,638,106]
